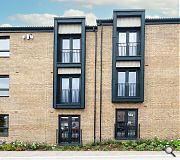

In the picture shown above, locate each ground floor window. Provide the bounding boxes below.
[59,115,80,144]
[115,109,138,139]
[0,114,9,137]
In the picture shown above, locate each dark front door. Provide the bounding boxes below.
[115,109,138,139]
[59,115,80,144]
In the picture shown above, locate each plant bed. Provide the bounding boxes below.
[0,138,179,151]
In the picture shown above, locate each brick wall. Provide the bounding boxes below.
[0,23,179,144]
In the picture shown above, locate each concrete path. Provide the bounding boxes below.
[0,151,179,160]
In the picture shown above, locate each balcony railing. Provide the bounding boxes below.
[61,49,81,63]
[56,128,82,145]
[117,83,138,97]
[61,89,80,103]
[117,42,140,56]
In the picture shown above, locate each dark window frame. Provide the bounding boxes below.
[115,109,138,140]
[0,75,9,97]
[116,68,140,98]
[58,34,81,64]
[117,28,141,57]
[57,74,81,105]
[0,114,9,137]
[0,36,10,57]
[58,115,80,145]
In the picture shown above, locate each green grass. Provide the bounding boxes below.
[0,138,179,151]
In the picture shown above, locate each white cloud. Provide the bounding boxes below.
[7,9,97,26]
[51,0,179,17]
[0,24,12,27]
[63,9,97,25]
[8,13,58,26]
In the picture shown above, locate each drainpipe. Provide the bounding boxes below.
[93,27,97,143]
[100,23,103,142]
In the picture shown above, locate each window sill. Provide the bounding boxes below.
[54,103,84,109]
[57,63,81,68]
[112,97,144,103]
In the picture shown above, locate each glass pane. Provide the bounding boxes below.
[0,115,9,127]
[60,117,69,143]
[0,128,8,137]
[61,78,69,103]
[127,111,136,137]
[62,39,70,63]
[73,39,80,49]
[129,32,137,56]
[0,90,9,96]
[71,117,80,143]
[73,39,80,63]
[118,72,125,96]
[116,111,125,138]
[0,77,9,89]
[0,39,9,50]
[72,78,80,103]
[62,39,70,49]
[129,72,136,96]
[0,52,10,57]
[118,33,126,56]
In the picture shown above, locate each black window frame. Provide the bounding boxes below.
[58,115,80,145]
[0,36,10,57]
[116,68,140,98]
[0,114,9,137]
[57,74,81,105]
[0,75,10,97]
[117,28,141,57]
[115,109,138,140]
[58,34,81,64]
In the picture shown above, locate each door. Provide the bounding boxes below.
[116,109,138,139]
[59,116,80,144]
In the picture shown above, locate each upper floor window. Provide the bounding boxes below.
[0,114,9,137]
[0,76,9,97]
[117,70,139,97]
[118,31,140,56]
[59,75,80,104]
[0,36,10,57]
[60,35,81,63]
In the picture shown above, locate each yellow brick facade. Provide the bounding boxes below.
[0,23,179,144]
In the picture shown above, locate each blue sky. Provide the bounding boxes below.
[0,0,179,26]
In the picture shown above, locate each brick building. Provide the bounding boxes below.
[0,10,179,145]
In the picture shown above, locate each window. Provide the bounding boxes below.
[0,114,9,137]
[118,31,140,56]
[59,115,80,144]
[0,76,9,96]
[0,36,10,57]
[60,35,81,63]
[59,75,80,104]
[115,109,138,139]
[117,70,139,97]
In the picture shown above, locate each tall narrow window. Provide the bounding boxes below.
[118,72,126,96]
[0,36,10,57]
[118,31,139,56]
[129,72,136,96]
[62,39,70,63]
[117,71,138,97]
[129,32,137,56]
[73,39,80,63]
[60,76,80,104]
[60,36,81,63]
[118,33,126,56]
[0,114,9,137]
[0,76,9,96]
[61,78,70,102]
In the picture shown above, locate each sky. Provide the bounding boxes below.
[0,0,179,26]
